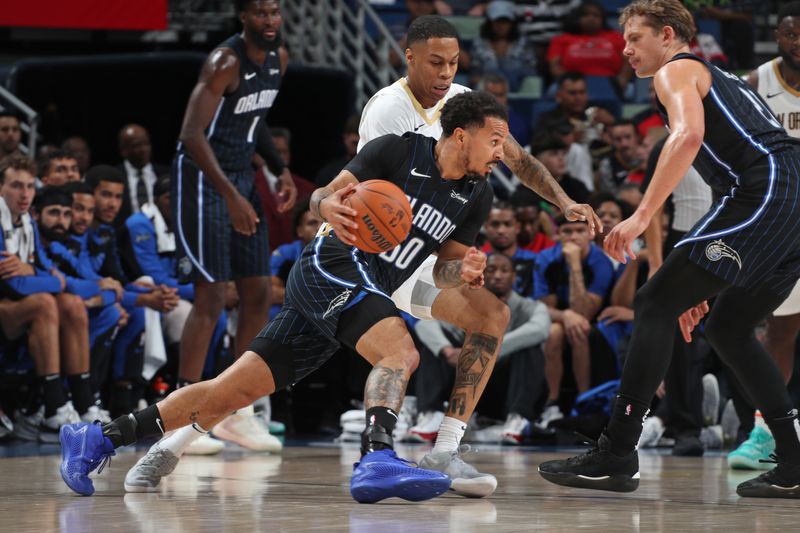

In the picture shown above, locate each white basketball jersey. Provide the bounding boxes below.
[756,58,800,139]
[357,78,470,151]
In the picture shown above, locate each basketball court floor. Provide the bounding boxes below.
[0,441,795,532]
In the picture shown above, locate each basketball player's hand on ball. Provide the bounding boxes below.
[276,168,298,213]
[320,183,359,245]
[679,300,709,343]
[226,190,259,236]
[564,203,603,238]
[604,211,649,264]
[461,247,487,289]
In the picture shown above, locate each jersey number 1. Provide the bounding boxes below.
[247,116,261,143]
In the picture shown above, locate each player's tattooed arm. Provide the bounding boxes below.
[502,136,572,209]
[432,259,465,289]
[364,364,407,413]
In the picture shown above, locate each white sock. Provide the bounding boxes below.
[432,416,466,453]
[754,410,772,435]
[159,423,209,456]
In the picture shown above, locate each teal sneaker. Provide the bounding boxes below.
[727,426,776,470]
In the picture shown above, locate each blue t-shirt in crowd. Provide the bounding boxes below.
[533,242,614,310]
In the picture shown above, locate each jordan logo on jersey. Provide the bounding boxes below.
[234,89,278,114]
[705,239,742,269]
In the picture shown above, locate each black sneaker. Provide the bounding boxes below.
[736,455,800,499]
[538,433,640,492]
[672,434,704,457]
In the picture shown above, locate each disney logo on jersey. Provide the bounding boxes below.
[234,89,278,114]
[450,191,468,204]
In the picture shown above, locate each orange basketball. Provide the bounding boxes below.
[344,180,413,254]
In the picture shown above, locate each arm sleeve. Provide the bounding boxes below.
[344,134,408,182]
[126,217,183,294]
[447,183,494,247]
[498,299,551,359]
[533,252,555,300]
[255,122,286,175]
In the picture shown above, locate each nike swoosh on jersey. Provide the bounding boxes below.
[269,69,280,75]
[410,167,431,178]
[245,72,257,80]
[766,91,784,98]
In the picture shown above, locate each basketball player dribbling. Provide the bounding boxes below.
[538,0,800,499]
[357,15,602,496]
[59,92,515,503]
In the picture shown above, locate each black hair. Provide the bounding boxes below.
[34,185,72,211]
[63,181,94,196]
[479,73,509,90]
[343,114,361,135]
[440,91,508,137]
[529,134,567,156]
[0,111,20,122]
[37,149,76,177]
[554,213,588,227]
[490,199,514,212]
[556,71,586,88]
[406,15,459,47]
[487,251,514,266]
[779,2,800,25]
[611,118,638,132]
[509,186,544,210]
[270,127,291,143]
[292,197,311,230]
[588,191,634,219]
[479,13,520,42]
[563,0,609,34]
[84,164,126,191]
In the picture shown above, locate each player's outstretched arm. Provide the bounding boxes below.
[432,240,486,289]
[502,136,602,237]
[604,60,706,264]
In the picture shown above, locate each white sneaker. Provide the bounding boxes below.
[183,433,225,455]
[80,405,112,424]
[638,415,665,448]
[407,410,444,443]
[124,442,179,492]
[41,401,81,443]
[501,413,529,445]
[535,404,563,429]
[394,396,417,440]
[702,373,720,426]
[419,444,498,498]
[212,411,283,452]
[700,424,724,449]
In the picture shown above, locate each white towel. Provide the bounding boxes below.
[136,275,168,380]
[0,197,35,263]
[140,203,175,254]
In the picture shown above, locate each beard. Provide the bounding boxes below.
[245,25,282,51]
[40,225,67,243]
[779,47,800,72]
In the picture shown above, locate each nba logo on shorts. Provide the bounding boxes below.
[625,404,632,416]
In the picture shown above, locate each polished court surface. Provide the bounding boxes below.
[0,442,796,532]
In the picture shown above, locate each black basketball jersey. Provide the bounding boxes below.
[341,133,494,294]
[178,34,282,172]
[656,53,800,194]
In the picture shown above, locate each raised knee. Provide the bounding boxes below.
[399,347,420,374]
[32,293,59,323]
[58,293,87,325]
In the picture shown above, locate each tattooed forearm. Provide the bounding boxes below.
[447,332,499,418]
[502,136,571,208]
[364,364,408,413]
[433,259,464,289]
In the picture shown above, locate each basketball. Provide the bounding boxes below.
[344,180,413,254]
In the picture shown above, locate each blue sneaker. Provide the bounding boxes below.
[727,426,775,470]
[59,422,116,496]
[350,449,451,503]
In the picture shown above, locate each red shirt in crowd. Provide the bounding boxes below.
[254,169,316,250]
[547,30,626,77]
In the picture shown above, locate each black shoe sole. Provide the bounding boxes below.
[539,468,640,493]
[737,484,800,499]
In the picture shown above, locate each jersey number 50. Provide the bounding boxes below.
[379,237,425,270]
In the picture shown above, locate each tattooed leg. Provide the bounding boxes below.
[446,332,499,420]
[364,363,410,413]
